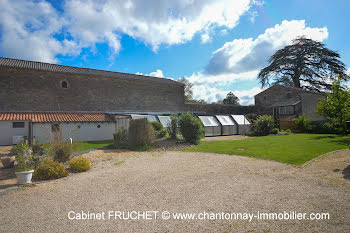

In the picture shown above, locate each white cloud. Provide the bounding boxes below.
[185,20,329,104]
[347,68,350,75]
[205,20,328,75]
[148,69,164,78]
[0,0,251,62]
[0,0,78,63]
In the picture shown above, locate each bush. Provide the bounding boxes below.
[178,113,204,144]
[295,114,312,133]
[285,129,292,135]
[69,157,91,172]
[310,121,337,134]
[33,158,69,180]
[156,129,168,138]
[113,127,128,149]
[271,128,279,135]
[151,121,163,131]
[128,118,155,150]
[167,114,178,139]
[50,142,73,163]
[252,115,274,136]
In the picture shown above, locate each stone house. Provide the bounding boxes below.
[255,85,326,129]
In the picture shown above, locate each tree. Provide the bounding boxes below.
[317,76,350,134]
[178,77,193,102]
[258,37,347,92]
[223,92,239,105]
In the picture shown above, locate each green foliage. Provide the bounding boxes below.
[317,76,350,134]
[252,115,274,136]
[113,127,128,149]
[151,121,163,131]
[13,142,34,172]
[167,114,178,139]
[33,158,69,180]
[156,129,168,138]
[258,37,347,91]
[50,142,73,163]
[69,157,91,172]
[285,129,292,135]
[271,128,279,135]
[223,92,239,105]
[178,77,194,102]
[128,118,155,150]
[178,113,204,145]
[295,114,313,133]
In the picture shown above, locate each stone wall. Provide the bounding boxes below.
[0,67,185,112]
[184,103,255,115]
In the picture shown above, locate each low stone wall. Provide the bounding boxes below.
[184,103,256,115]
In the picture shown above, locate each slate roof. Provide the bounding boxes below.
[0,112,114,122]
[255,84,324,96]
[0,57,183,86]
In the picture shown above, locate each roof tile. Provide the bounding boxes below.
[0,112,114,123]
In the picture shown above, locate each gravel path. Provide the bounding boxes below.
[0,149,349,232]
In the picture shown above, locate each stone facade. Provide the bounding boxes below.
[254,84,326,121]
[0,66,185,112]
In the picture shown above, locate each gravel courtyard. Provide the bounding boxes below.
[1,149,349,232]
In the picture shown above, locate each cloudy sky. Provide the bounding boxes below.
[0,0,349,105]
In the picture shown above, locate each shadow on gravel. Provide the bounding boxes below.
[342,165,350,180]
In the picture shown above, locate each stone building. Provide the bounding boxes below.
[255,84,326,130]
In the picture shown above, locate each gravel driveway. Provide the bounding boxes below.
[1,149,349,233]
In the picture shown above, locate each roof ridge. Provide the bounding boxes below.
[0,57,184,86]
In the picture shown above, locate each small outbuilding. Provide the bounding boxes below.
[215,115,237,135]
[198,116,221,136]
[0,112,115,145]
[231,115,251,135]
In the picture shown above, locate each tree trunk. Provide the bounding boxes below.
[293,71,301,88]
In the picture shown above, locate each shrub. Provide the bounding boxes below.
[295,114,312,132]
[178,113,204,144]
[167,114,178,139]
[69,157,91,172]
[128,118,155,150]
[50,142,73,163]
[113,127,128,149]
[151,121,163,131]
[252,115,274,136]
[33,158,69,180]
[271,128,279,135]
[156,129,168,138]
[285,129,292,135]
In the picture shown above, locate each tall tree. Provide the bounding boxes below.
[178,77,193,102]
[223,92,239,105]
[258,37,347,92]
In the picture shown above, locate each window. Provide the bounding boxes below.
[52,124,60,132]
[263,96,267,100]
[13,122,25,128]
[60,80,69,89]
[279,106,294,115]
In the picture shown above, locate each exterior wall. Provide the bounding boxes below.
[33,122,115,144]
[300,93,326,121]
[0,67,185,112]
[185,103,255,115]
[0,121,29,145]
[255,85,302,114]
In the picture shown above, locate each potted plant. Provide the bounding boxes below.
[14,143,35,184]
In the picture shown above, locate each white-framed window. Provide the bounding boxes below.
[279,106,294,115]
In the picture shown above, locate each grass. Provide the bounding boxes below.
[114,160,125,166]
[71,140,114,152]
[184,134,350,166]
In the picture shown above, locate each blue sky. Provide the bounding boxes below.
[0,0,349,105]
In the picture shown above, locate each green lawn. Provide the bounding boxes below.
[184,134,350,166]
[71,140,114,152]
